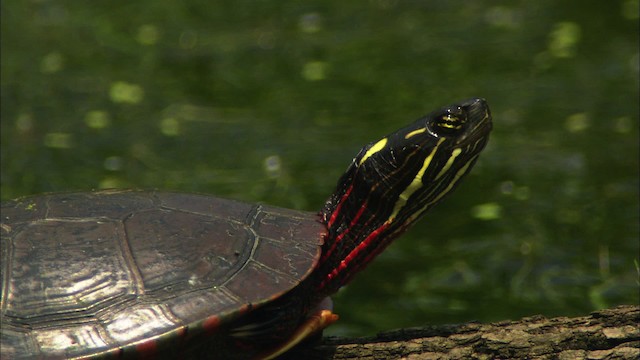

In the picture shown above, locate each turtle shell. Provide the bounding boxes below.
[0,189,326,359]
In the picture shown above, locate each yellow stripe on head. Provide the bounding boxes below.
[406,154,478,224]
[359,138,388,166]
[404,128,426,139]
[435,148,462,180]
[387,138,445,222]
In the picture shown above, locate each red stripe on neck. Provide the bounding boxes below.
[321,201,368,263]
[317,221,390,293]
[326,185,353,228]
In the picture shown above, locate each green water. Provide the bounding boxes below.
[2,1,638,337]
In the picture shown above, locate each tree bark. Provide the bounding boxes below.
[287,305,639,360]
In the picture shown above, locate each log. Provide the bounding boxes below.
[287,305,639,360]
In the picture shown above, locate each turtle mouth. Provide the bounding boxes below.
[467,98,492,129]
[454,97,492,146]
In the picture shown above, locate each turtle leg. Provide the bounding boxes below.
[258,298,339,360]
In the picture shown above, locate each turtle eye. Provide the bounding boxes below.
[429,106,467,136]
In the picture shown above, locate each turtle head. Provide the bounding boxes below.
[316,98,492,295]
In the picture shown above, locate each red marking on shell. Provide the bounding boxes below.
[201,313,221,333]
[135,338,158,357]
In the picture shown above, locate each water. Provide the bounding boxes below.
[2,1,638,337]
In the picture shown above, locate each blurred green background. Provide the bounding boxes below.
[2,0,638,337]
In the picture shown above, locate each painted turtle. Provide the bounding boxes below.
[1,98,492,359]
